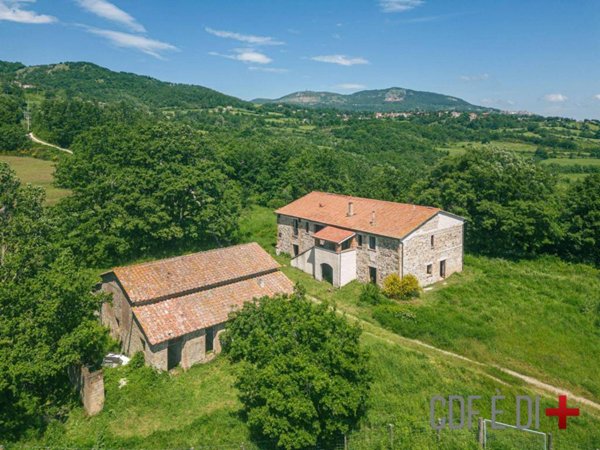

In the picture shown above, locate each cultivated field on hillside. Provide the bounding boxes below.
[0,155,70,205]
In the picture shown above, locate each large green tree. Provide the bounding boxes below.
[53,122,242,265]
[412,148,562,257]
[560,173,600,266]
[0,163,108,439]
[222,292,371,450]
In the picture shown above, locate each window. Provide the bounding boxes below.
[341,239,351,251]
[368,235,376,250]
[314,224,325,233]
[440,260,446,278]
[431,235,435,248]
[427,264,432,275]
[293,244,299,257]
[205,326,214,353]
[357,234,363,247]
[305,221,310,233]
[293,219,299,236]
[369,266,377,283]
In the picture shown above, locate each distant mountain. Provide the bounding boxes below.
[253,87,490,112]
[0,60,247,109]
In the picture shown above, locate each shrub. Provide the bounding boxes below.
[129,351,145,369]
[359,282,384,305]
[382,273,421,300]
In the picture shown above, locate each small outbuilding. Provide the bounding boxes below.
[100,243,294,371]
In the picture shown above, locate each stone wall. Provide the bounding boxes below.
[276,214,315,256]
[68,366,105,416]
[402,213,464,286]
[355,234,401,285]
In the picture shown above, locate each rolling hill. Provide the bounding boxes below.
[253,87,491,112]
[0,60,247,110]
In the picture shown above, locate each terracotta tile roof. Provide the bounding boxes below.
[276,191,445,239]
[313,226,355,244]
[113,243,281,304]
[132,271,294,345]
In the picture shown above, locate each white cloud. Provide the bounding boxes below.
[594,94,600,101]
[210,49,272,64]
[76,0,145,33]
[335,83,366,90]
[85,27,178,58]
[310,54,369,66]
[205,27,284,46]
[249,66,288,73]
[379,0,424,13]
[481,98,515,107]
[543,93,568,103]
[460,73,489,82]
[0,0,56,24]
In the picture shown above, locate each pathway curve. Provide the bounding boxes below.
[28,132,73,155]
[308,295,600,413]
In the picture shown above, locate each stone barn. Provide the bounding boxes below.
[276,191,465,287]
[100,243,294,371]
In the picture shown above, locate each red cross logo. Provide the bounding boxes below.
[545,395,580,429]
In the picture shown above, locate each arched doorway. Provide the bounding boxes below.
[321,263,333,284]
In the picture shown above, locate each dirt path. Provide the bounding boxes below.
[309,295,600,413]
[28,132,73,155]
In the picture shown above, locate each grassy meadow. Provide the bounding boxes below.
[0,155,70,205]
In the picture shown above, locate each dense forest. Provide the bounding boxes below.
[1,60,599,441]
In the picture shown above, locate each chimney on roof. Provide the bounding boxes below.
[370,210,376,226]
[347,201,354,217]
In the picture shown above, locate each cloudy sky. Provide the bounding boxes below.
[1,0,599,119]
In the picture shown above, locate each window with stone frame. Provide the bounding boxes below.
[368,235,376,250]
[430,235,435,248]
[341,239,351,251]
[293,219,299,236]
[357,234,363,247]
[305,221,310,233]
[426,264,432,275]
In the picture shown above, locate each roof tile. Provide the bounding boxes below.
[276,191,442,239]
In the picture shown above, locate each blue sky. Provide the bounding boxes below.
[1,0,599,119]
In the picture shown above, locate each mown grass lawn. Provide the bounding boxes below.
[0,155,70,205]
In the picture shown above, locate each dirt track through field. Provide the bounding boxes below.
[309,295,600,414]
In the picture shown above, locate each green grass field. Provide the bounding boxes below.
[541,157,600,167]
[437,141,537,157]
[0,155,70,205]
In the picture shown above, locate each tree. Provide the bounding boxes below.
[0,163,108,439]
[53,123,242,265]
[560,173,600,266]
[222,292,371,449]
[412,148,562,257]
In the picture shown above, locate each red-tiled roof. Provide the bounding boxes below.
[313,226,355,244]
[276,191,444,239]
[112,243,280,304]
[132,271,294,345]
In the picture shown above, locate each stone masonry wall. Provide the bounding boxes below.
[356,234,401,285]
[402,214,464,286]
[276,215,314,256]
[80,367,104,416]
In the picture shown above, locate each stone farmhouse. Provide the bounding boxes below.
[100,243,294,371]
[276,192,464,287]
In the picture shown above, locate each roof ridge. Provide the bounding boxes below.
[308,191,440,210]
[113,242,266,272]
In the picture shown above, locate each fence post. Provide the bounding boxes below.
[547,432,553,450]
[388,423,394,449]
[478,417,484,448]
